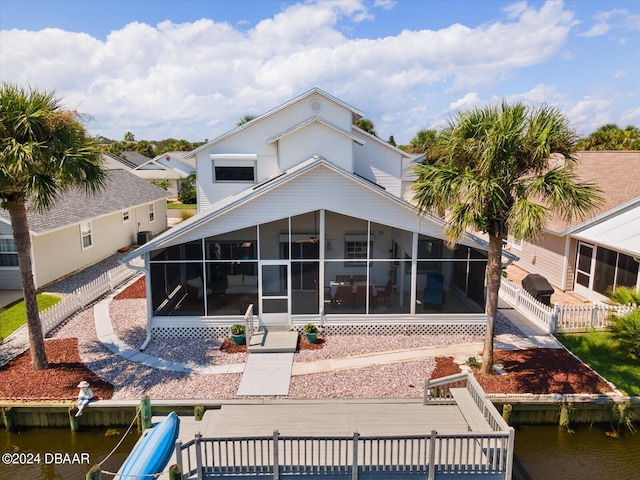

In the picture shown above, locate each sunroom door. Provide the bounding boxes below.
[260,261,291,330]
[574,241,595,299]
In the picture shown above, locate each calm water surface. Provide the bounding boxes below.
[1,424,639,479]
[0,426,139,480]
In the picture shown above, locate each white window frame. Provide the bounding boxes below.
[344,234,373,266]
[210,154,257,183]
[148,203,155,223]
[122,210,130,223]
[80,222,93,250]
[0,235,18,267]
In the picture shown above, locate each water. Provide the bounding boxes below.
[0,426,140,480]
[513,425,640,480]
[1,424,639,479]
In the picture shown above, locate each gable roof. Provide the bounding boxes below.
[101,152,136,170]
[151,151,196,169]
[123,155,498,262]
[548,150,640,234]
[266,116,366,146]
[572,198,640,257]
[121,151,153,167]
[0,169,170,235]
[185,88,365,158]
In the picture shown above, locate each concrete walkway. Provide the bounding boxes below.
[237,353,294,395]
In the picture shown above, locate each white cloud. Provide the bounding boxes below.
[0,0,580,142]
[374,0,397,10]
[449,92,480,110]
[621,107,640,124]
[580,8,640,37]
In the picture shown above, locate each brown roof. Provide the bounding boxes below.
[546,151,640,234]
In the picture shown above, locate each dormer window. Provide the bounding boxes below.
[211,154,257,183]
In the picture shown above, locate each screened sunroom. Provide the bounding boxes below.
[148,209,488,322]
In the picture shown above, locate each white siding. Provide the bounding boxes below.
[195,93,353,208]
[164,165,445,248]
[511,233,567,289]
[279,123,353,172]
[353,132,403,197]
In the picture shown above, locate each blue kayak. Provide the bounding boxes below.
[118,411,180,479]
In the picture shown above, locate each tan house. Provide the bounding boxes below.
[0,169,169,291]
[505,150,640,302]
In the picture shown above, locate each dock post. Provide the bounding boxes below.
[68,407,80,432]
[194,433,203,480]
[2,406,15,431]
[272,430,280,480]
[351,432,359,480]
[139,396,152,432]
[194,405,205,421]
[175,440,183,475]
[86,464,101,479]
[428,430,437,480]
[168,464,182,480]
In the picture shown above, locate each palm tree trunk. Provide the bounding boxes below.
[481,233,503,374]
[6,199,49,370]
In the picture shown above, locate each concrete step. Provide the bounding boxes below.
[248,330,299,353]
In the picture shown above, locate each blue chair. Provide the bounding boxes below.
[423,273,444,310]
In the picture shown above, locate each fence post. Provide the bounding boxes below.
[514,287,521,309]
[423,379,430,405]
[352,432,359,480]
[505,427,515,480]
[107,271,115,291]
[195,433,203,480]
[273,430,280,480]
[549,303,559,334]
[428,430,437,480]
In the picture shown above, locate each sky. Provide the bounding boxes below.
[1,0,639,144]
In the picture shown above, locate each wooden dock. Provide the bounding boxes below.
[161,374,514,480]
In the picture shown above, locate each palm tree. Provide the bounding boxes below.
[353,118,377,136]
[412,102,602,374]
[576,123,640,150]
[237,115,256,126]
[408,128,439,155]
[0,84,105,370]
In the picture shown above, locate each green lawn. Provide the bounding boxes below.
[556,331,640,396]
[0,294,62,341]
[167,202,197,210]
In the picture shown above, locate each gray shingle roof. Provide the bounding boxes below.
[121,151,152,167]
[0,169,170,234]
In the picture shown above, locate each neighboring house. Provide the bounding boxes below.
[123,88,497,338]
[0,169,170,291]
[133,151,195,198]
[505,151,640,302]
[121,151,153,168]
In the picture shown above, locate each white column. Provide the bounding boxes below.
[410,232,418,314]
[319,209,325,316]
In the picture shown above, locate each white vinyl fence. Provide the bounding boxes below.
[40,258,143,335]
[499,277,635,334]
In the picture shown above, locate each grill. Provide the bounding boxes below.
[521,274,555,306]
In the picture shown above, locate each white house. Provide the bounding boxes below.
[133,151,195,198]
[123,89,493,339]
[0,169,169,292]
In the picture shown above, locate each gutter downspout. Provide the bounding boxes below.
[124,253,153,351]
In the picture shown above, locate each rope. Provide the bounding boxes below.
[99,406,141,467]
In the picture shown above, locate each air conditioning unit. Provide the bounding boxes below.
[137,231,153,245]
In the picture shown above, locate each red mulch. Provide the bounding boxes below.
[0,338,113,401]
[219,336,325,353]
[431,348,613,395]
[115,275,146,300]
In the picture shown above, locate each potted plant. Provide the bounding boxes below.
[303,323,318,343]
[230,324,245,345]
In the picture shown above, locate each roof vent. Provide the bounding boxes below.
[309,99,323,113]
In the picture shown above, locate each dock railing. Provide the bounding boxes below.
[244,304,255,345]
[175,373,514,480]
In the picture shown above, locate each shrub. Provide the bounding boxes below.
[230,324,245,336]
[179,187,197,205]
[609,309,640,356]
[303,323,318,334]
